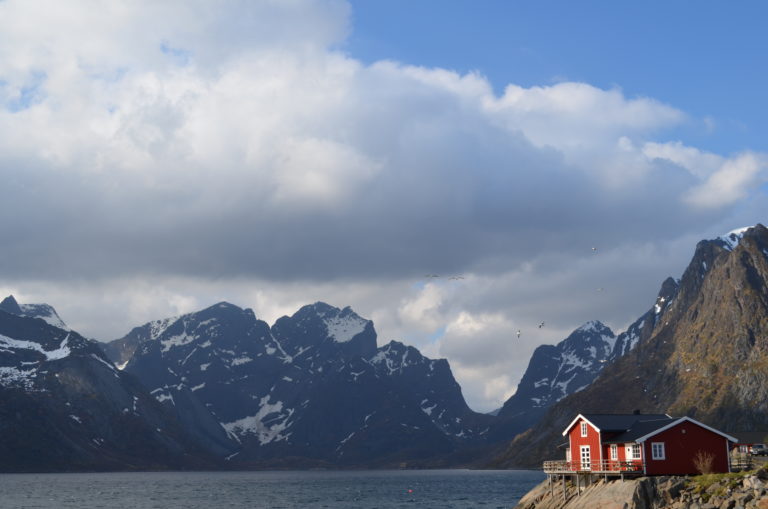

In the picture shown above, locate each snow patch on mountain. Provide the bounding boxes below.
[222,396,294,445]
[161,332,195,353]
[149,316,180,340]
[323,313,367,343]
[0,366,35,388]
[0,333,72,361]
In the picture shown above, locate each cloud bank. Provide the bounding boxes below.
[0,0,766,411]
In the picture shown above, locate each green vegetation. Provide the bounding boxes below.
[686,470,754,502]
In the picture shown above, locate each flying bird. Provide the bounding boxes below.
[516,329,521,339]
[538,321,545,329]
[424,274,439,279]
[592,247,598,252]
[448,276,465,280]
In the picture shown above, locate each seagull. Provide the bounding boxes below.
[448,276,465,280]
[424,274,439,279]
[592,247,598,252]
[516,329,521,339]
[538,321,545,329]
[596,287,604,292]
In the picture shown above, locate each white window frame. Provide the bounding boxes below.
[610,444,618,460]
[632,443,642,460]
[651,442,665,460]
[580,422,588,437]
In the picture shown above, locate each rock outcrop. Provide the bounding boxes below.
[515,467,768,509]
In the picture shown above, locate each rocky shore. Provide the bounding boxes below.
[514,467,768,509]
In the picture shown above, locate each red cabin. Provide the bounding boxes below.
[551,413,737,476]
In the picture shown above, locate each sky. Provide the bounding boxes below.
[0,0,766,412]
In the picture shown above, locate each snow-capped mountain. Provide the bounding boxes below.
[491,320,615,440]
[0,296,215,471]
[0,295,69,330]
[105,301,493,467]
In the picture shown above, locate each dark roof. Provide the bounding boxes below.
[582,413,671,432]
[730,432,768,445]
[602,418,676,444]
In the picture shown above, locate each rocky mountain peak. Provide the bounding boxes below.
[272,301,376,359]
[0,295,23,315]
[0,295,69,330]
[492,319,616,441]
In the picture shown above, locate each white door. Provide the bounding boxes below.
[580,445,591,470]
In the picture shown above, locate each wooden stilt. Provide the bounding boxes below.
[562,475,566,503]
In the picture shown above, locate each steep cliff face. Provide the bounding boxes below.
[493,224,768,468]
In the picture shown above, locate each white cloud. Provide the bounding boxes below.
[684,152,768,208]
[489,82,684,152]
[0,0,767,412]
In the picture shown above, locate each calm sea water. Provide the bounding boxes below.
[0,469,544,509]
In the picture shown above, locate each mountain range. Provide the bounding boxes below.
[2,224,767,470]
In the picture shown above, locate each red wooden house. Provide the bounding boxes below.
[550,413,737,476]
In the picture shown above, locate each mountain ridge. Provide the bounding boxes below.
[490,223,768,468]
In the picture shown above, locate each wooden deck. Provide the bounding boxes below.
[543,459,644,475]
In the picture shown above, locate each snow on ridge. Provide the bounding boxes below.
[149,316,180,340]
[718,226,752,251]
[576,320,602,333]
[323,312,368,343]
[19,304,69,330]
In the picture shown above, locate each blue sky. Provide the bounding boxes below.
[347,1,768,155]
[0,0,766,410]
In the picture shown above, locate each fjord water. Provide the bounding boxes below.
[0,469,544,508]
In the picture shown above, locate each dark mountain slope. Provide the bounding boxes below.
[0,304,216,472]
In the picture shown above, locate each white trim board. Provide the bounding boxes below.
[634,416,738,443]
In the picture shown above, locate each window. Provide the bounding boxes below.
[651,442,665,460]
[581,422,588,437]
[632,444,642,460]
[580,445,591,470]
[610,444,618,460]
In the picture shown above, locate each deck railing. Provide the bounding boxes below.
[543,459,644,474]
